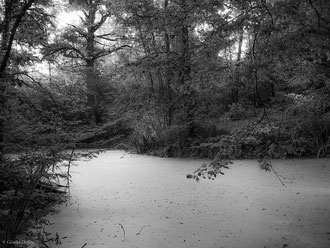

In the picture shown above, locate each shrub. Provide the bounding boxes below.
[288,116,330,157]
[0,151,72,244]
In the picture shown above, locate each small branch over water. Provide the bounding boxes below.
[259,158,287,187]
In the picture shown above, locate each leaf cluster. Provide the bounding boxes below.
[186,157,232,181]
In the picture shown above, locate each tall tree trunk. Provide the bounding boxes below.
[237,28,244,62]
[0,0,35,160]
[164,0,173,126]
[179,0,191,86]
[0,1,12,161]
[85,5,98,125]
[231,27,244,103]
[137,26,155,100]
[86,59,98,125]
[177,0,193,131]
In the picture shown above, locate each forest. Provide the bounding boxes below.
[0,0,330,246]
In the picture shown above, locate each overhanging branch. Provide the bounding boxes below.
[93,45,131,59]
[44,45,86,60]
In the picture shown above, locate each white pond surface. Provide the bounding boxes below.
[45,150,330,248]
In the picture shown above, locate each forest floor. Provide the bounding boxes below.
[44,150,330,248]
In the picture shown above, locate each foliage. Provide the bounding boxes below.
[110,0,329,161]
[0,151,71,245]
[186,156,232,182]
[79,118,133,148]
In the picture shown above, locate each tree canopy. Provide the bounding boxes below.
[0,0,329,157]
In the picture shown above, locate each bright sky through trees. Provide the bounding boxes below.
[56,11,82,28]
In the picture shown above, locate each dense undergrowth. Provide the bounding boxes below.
[0,152,70,247]
[0,83,105,246]
[111,106,330,160]
[0,148,102,247]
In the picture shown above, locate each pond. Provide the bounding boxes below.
[45,150,330,248]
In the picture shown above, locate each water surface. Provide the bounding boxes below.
[46,150,330,248]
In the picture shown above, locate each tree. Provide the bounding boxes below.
[0,0,55,160]
[44,0,130,125]
[0,1,78,244]
[115,0,229,125]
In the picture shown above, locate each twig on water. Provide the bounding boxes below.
[119,223,126,238]
[66,148,75,193]
[81,243,87,248]
[259,158,287,187]
[136,225,150,235]
[271,166,286,187]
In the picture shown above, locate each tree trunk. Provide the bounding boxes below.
[86,59,98,125]
[178,0,193,127]
[237,27,244,62]
[231,26,244,103]
[164,0,174,126]
[0,0,35,160]
[85,5,98,125]
[179,3,191,86]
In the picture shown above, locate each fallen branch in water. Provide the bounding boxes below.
[119,223,125,238]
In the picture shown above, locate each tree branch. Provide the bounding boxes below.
[44,45,86,60]
[68,24,89,40]
[93,45,131,60]
[0,0,36,79]
[93,12,111,32]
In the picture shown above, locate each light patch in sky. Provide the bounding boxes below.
[56,11,82,28]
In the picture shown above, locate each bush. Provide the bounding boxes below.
[0,152,72,244]
[121,120,230,158]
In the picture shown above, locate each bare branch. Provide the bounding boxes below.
[93,12,111,32]
[68,24,88,40]
[44,45,86,60]
[93,45,131,59]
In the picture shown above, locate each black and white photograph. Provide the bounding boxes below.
[0,0,329,247]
